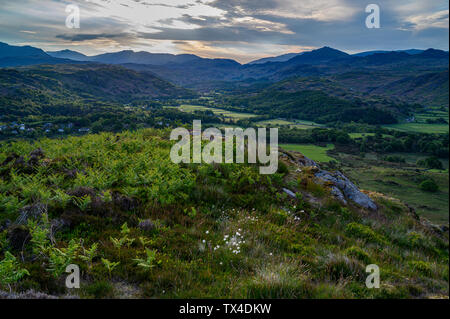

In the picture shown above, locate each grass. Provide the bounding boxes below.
[384,153,449,170]
[0,129,448,299]
[256,119,323,130]
[383,109,449,134]
[176,104,258,121]
[280,144,335,163]
[338,153,449,224]
[382,123,449,134]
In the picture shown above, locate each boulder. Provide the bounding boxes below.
[315,170,377,210]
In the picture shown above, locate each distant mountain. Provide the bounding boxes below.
[0,42,48,58]
[248,52,303,65]
[0,42,76,67]
[286,47,350,65]
[417,48,450,59]
[87,50,203,66]
[353,49,424,57]
[47,49,89,61]
[122,57,242,87]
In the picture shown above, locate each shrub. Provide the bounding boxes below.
[0,251,30,286]
[323,253,365,281]
[409,261,433,276]
[345,246,372,264]
[419,179,439,192]
[416,157,443,170]
[383,155,405,163]
[345,222,386,245]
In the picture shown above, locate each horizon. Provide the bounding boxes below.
[0,0,448,63]
[3,40,447,64]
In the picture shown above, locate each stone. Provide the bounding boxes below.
[315,170,377,210]
[282,188,297,198]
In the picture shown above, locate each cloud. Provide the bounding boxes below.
[402,9,449,30]
[55,33,131,42]
[0,0,447,62]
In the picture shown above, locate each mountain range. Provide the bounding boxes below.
[0,41,448,108]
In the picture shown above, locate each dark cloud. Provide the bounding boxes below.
[55,33,131,42]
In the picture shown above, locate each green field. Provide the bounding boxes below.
[382,123,449,134]
[344,166,449,224]
[257,119,323,130]
[348,133,376,139]
[177,104,257,121]
[383,109,449,134]
[334,152,449,224]
[280,144,335,162]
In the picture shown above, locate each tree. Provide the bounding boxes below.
[419,179,439,192]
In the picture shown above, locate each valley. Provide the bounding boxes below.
[0,41,448,299]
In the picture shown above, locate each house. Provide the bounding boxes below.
[78,128,90,133]
[58,129,64,133]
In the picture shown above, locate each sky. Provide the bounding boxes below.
[0,0,448,63]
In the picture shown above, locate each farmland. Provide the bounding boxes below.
[280,144,335,162]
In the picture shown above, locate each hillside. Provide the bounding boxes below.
[0,42,73,67]
[3,42,448,108]
[0,129,447,298]
[370,70,449,107]
[0,64,196,117]
[219,81,411,124]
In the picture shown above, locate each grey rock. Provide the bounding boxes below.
[282,188,297,198]
[315,170,377,210]
[297,156,319,168]
[330,186,347,205]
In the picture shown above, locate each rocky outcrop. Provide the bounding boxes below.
[315,170,377,210]
[281,148,377,211]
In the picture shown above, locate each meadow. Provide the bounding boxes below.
[177,105,258,121]
[256,119,323,130]
[382,109,449,134]
[336,153,449,224]
[382,123,449,134]
[280,144,335,163]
